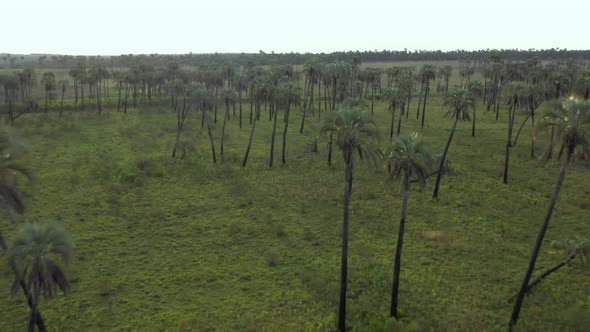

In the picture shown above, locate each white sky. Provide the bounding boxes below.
[2,0,588,55]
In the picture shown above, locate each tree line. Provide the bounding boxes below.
[2,48,590,69]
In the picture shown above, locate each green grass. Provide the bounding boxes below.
[0,91,588,331]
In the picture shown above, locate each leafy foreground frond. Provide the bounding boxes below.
[385,133,435,190]
[8,223,74,300]
[0,126,32,214]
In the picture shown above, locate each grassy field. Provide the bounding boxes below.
[0,85,589,331]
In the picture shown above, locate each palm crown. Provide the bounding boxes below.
[0,126,32,214]
[443,88,475,120]
[8,223,73,300]
[317,104,380,163]
[539,97,590,156]
[386,133,434,190]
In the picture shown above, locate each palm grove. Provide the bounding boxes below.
[0,51,589,331]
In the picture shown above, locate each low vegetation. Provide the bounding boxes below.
[0,52,589,331]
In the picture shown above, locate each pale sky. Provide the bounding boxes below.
[2,0,588,55]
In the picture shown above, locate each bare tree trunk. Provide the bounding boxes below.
[281,104,290,166]
[203,106,217,163]
[242,103,260,168]
[503,105,516,184]
[433,113,459,199]
[220,99,229,162]
[269,103,279,167]
[390,171,410,318]
[338,145,354,332]
[420,83,429,127]
[509,145,574,331]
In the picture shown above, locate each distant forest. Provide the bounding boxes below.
[2,48,590,68]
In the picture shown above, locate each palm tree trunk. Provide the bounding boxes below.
[220,100,229,162]
[281,104,290,166]
[327,132,333,167]
[242,103,259,168]
[471,106,476,137]
[509,145,574,331]
[509,252,577,304]
[269,103,278,167]
[530,108,536,159]
[59,91,65,119]
[299,99,308,134]
[29,272,41,332]
[390,171,410,318]
[338,146,354,332]
[420,84,429,127]
[433,113,459,199]
[124,85,129,114]
[541,127,556,161]
[172,128,181,158]
[239,91,243,129]
[396,103,404,136]
[203,107,217,163]
[117,83,122,112]
[503,106,516,184]
[416,82,424,119]
[389,104,395,141]
[0,234,46,332]
[512,113,532,147]
[214,89,218,123]
[249,97,253,125]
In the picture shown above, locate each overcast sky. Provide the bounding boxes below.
[2,0,588,55]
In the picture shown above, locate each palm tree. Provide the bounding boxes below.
[220,88,236,162]
[466,81,483,137]
[0,127,46,331]
[382,87,402,141]
[281,83,299,166]
[242,79,266,168]
[40,72,56,115]
[509,97,590,330]
[57,80,68,119]
[385,133,434,318]
[316,106,380,332]
[432,89,474,199]
[8,223,73,332]
[503,83,525,185]
[416,65,437,128]
[1,75,20,123]
[170,80,191,158]
[192,84,217,163]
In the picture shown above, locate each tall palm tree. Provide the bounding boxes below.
[8,223,73,332]
[432,89,474,199]
[465,81,483,137]
[57,80,68,119]
[281,83,299,166]
[40,72,56,115]
[385,133,434,318]
[503,83,525,185]
[382,87,402,141]
[509,97,590,330]
[0,127,46,331]
[220,88,236,162]
[242,79,266,168]
[192,84,217,163]
[316,106,380,332]
[416,65,437,128]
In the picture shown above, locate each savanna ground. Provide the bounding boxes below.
[0,62,589,331]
